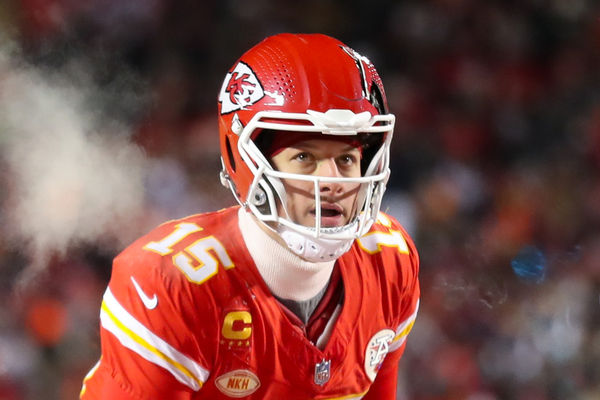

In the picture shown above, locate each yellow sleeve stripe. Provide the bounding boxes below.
[101,302,201,388]
[79,358,101,398]
[392,320,415,343]
[325,389,369,399]
[100,288,209,390]
[389,300,419,352]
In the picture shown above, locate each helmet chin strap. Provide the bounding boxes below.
[277,225,354,262]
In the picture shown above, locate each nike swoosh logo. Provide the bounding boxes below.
[130,276,158,310]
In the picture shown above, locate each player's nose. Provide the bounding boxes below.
[316,158,343,193]
[316,158,343,177]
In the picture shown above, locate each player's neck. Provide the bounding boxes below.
[237,207,335,302]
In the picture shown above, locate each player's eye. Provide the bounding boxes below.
[337,154,358,166]
[293,152,314,163]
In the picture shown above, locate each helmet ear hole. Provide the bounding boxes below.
[225,137,236,172]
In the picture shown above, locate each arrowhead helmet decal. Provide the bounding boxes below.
[219,61,265,114]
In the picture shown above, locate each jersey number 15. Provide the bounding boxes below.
[143,222,235,285]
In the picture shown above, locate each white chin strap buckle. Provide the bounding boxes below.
[278,227,354,262]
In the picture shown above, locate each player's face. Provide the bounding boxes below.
[270,139,362,228]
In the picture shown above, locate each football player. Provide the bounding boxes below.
[80,33,420,399]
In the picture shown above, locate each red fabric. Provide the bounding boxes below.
[276,266,343,342]
[81,360,191,400]
[363,343,406,400]
[305,266,343,341]
[81,206,420,399]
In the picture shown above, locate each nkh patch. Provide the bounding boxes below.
[364,329,395,381]
[314,358,331,386]
[219,61,264,114]
[215,369,261,398]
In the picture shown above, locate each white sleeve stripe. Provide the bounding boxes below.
[389,299,419,352]
[101,288,209,390]
[100,305,203,390]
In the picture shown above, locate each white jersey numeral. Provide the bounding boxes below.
[144,223,203,255]
[357,230,409,255]
[143,222,234,285]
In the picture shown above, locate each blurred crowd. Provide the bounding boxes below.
[1,0,600,399]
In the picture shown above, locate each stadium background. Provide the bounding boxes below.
[0,0,599,399]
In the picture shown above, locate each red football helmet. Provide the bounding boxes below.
[218,33,395,261]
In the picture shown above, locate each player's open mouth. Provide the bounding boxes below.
[314,208,341,217]
[310,203,343,216]
[310,204,344,226]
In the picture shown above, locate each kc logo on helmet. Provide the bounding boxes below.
[219,61,264,114]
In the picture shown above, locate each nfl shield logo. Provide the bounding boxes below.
[314,359,331,386]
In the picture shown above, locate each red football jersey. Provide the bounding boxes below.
[80,206,420,399]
